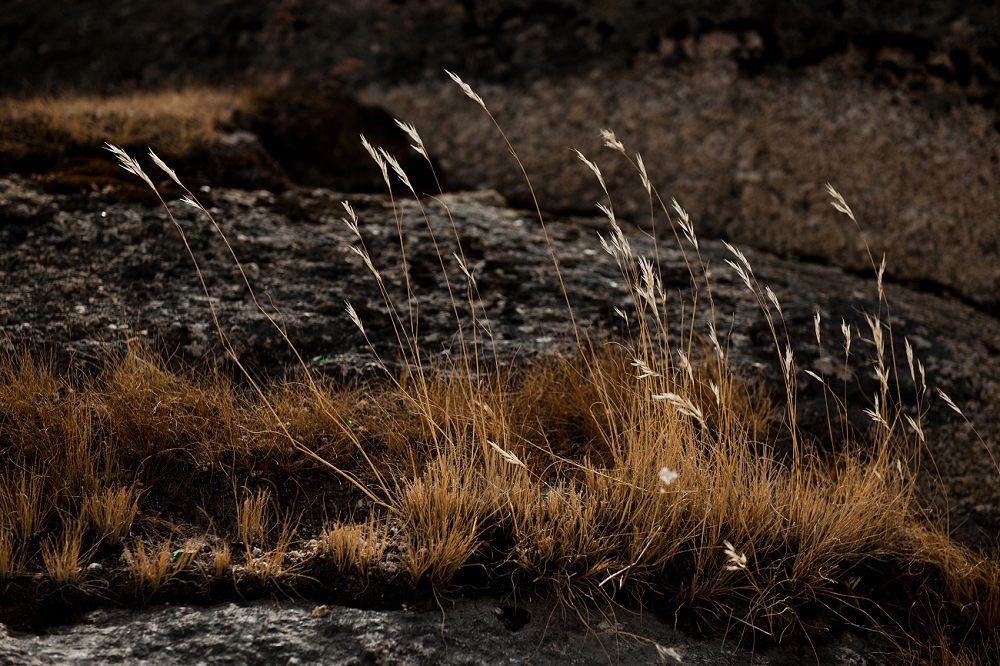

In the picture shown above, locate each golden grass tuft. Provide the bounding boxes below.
[397,461,490,586]
[211,542,232,579]
[236,489,272,548]
[0,472,51,543]
[101,349,240,470]
[319,516,390,575]
[81,485,140,544]
[40,520,85,584]
[123,538,200,592]
[0,529,16,580]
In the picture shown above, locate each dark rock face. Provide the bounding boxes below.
[0,597,889,665]
[5,1,997,312]
[2,1,998,93]
[244,77,435,192]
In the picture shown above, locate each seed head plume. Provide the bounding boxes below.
[394,119,428,158]
[600,128,626,154]
[105,143,153,189]
[444,70,486,109]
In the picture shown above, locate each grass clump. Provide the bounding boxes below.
[123,538,200,592]
[0,73,996,663]
[318,516,390,576]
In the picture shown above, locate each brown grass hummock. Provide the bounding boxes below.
[0,343,996,660]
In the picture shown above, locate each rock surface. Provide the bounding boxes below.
[3,0,999,311]
[359,50,1000,314]
[0,597,889,665]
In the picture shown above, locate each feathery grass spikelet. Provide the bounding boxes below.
[360,134,389,186]
[657,467,679,489]
[722,540,748,571]
[394,118,428,158]
[488,440,526,468]
[105,143,154,189]
[444,70,486,108]
[345,300,365,336]
[826,183,855,221]
[652,392,705,426]
[600,128,625,154]
[936,388,964,417]
[148,148,181,186]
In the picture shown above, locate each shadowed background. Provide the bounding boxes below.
[2,0,999,313]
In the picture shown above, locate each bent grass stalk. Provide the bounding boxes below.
[107,144,391,509]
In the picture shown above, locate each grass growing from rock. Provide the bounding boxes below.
[1,75,998,664]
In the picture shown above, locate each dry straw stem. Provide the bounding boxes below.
[445,70,582,350]
[109,144,393,509]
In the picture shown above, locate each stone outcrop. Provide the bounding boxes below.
[360,52,1000,313]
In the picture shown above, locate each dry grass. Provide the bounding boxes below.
[0,87,252,159]
[0,74,996,662]
[123,538,200,592]
[0,529,16,580]
[0,472,51,543]
[319,516,390,575]
[40,521,85,584]
[81,486,140,543]
[0,336,995,657]
[211,542,232,579]
[244,522,296,585]
[236,490,272,548]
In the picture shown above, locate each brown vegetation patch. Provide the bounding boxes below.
[0,73,997,663]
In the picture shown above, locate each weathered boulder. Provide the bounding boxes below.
[359,51,1000,314]
[244,77,435,192]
